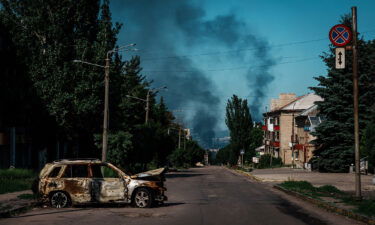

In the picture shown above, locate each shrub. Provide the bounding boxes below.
[279,181,316,192]
[0,169,36,194]
[317,185,344,195]
[256,154,283,169]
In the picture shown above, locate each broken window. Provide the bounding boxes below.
[90,165,119,178]
[48,166,62,178]
[62,165,88,178]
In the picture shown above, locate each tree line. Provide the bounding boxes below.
[0,0,205,173]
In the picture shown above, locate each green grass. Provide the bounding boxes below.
[279,181,375,217]
[17,193,36,200]
[0,169,37,194]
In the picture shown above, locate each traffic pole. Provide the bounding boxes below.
[352,6,361,199]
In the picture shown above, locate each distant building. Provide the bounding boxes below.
[262,93,323,166]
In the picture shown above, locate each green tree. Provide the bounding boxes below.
[310,15,375,172]
[225,95,253,165]
[216,144,232,165]
[0,0,123,157]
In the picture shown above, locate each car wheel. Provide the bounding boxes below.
[133,188,153,208]
[50,191,70,208]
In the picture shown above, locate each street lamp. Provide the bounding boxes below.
[126,86,167,124]
[74,43,137,162]
[145,86,167,124]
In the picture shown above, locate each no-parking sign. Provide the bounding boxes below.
[329,24,352,47]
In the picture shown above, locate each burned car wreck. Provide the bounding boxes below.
[35,159,167,208]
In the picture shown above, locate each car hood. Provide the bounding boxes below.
[130,168,166,181]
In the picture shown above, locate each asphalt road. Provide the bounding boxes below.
[0,166,363,225]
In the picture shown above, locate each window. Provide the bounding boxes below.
[90,165,119,178]
[62,164,88,178]
[48,167,62,178]
[275,131,280,141]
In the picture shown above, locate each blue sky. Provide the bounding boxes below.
[110,0,375,143]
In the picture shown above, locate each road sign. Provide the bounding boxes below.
[335,48,345,69]
[240,149,245,155]
[329,24,352,47]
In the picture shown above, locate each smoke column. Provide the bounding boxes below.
[111,0,275,147]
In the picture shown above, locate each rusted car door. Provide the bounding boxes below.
[60,164,92,203]
[90,164,127,202]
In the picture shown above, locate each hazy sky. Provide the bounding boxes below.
[110,0,375,144]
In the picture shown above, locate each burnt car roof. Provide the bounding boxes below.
[52,158,103,165]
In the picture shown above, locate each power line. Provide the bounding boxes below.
[143,57,319,73]
[141,39,326,61]
[139,29,375,61]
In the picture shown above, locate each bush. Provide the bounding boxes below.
[356,200,375,217]
[279,181,316,192]
[0,168,36,179]
[0,169,37,194]
[256,154,283,169]
[317,185,344,195]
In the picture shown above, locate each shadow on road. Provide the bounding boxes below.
[162,202,185,207]
[11,208,90,218]
[166,173,207,179]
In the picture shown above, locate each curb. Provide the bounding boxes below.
[234,169,264,182]
[0,201,38,218]
[274,185,375,225]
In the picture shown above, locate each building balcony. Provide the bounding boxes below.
[273,141,280,147]
[295,144,304,150]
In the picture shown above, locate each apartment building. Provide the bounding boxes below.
[294,105,323,168]
[262,93,323,166]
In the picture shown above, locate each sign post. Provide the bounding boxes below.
[329,7,360,199]
[240,149,245,167]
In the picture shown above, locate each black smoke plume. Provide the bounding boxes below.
[111,0,275,147]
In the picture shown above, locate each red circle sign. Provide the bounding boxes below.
[329,24,352,47]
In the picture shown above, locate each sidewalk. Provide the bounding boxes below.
[0,190,37,218]
[249,167,375,196]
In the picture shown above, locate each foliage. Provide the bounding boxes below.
[316,185,344,195]
[256,154,283,169]
[0,169,36,194]
[0,169,36,179]
[225,95,255,165]
[216,144,236,165]
[168,140,205,168]
[310,15,375,172]
[361,121,375,173]
[17,193,37,200]
[0,0,191,171]
[280,181,375,217]
[279,181,316,193]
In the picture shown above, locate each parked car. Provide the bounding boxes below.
[34,158,167,208]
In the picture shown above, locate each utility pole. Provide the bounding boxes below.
[184,129,186,150]
[73,43,137,163]
[352,6,361,199]
[291,103,296,168]
[178,127,181,149]
[102,53,110,162]
[145,90,150,124]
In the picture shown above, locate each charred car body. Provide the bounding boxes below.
[35,159,167,208]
